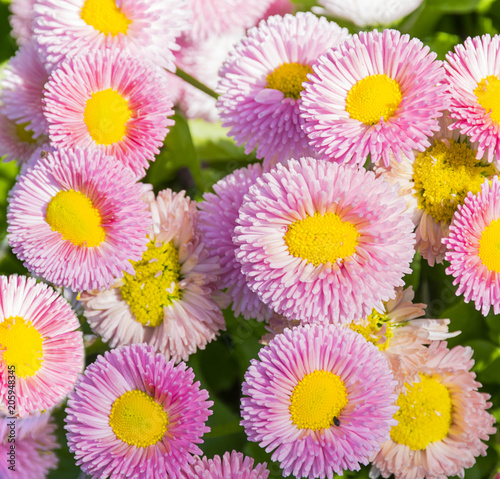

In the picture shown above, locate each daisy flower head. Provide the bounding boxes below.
[314,0,423,27]
[198,163,274,321]
[185,0,273,43]
[183,451,270,478]
[0,413,59,479]
[33,0,190,70]
[300,29,448,168]
[80,188,226,363]
[65,343,213,479]
[371,341,496,479]
[43,48,174,179]
[376,114,498,265]
[1,41,50,140]
[0,275,84,417]
[242,323,398,478]
[445,34,500,163]
[217,12,350,170]
[347,286,459,390]
[7,148,151,292]
[443,175,500,315]
[234,158,415,324]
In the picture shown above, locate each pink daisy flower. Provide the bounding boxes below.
[198,164,274,321]
[371,341,496,479]
[0,109,48,165]
[0,275,84,417]
[185,0,272,43]
[234,158,415,324]
[347,286,459,390]
[43,48,174,179]
[65,343,213,479]
[0,413,59,479]
[260,0,294,20]
[80,188,226,363]
[9,0,36,46]
[443,176,500,315]
[217,12,350,170]
[33,0,190,70]
[7,148,151,292]
[300,29,448,167]
[242,323,398,478]
[376,114,497,265]
[183,451,270,478]
[1,41,50,139]
[445,34,500,163]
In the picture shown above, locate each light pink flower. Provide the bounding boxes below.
[443,176,500,315]
[0,413,58,479]
[371,342,496,479]
[242,323,398,478]
[65,343,213,479]
[217,12,350,170]
[0,275,84,417]
[234,158,415,324]
[300,29,448,167]
[43,49,174,179]
[7,148,151,292]
[445,34,500,163]
[33,0,190,70]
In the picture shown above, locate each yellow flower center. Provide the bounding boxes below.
[120,241,182,327]
[479,218,500,272]
[80,0,131,36]
[390,374,452,450]
[0,316,44,379]
[266,62,314,100]
[289,370,348,431]
[109,390,169,447]
[413,140,496,223]
[474,75,500,124]
[349,309,394,351]
[45,189,105,247]
[84,88,132,145]
[15,121,36,144]
[284,212,359,266]
[345,74,402,125]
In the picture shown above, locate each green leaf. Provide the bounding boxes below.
[440,298,486,349]
[144,111,204,194]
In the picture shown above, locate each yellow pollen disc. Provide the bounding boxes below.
[479,218,500,272]
[15,121,36,144]
[474,75,500,124]
[284,212,359,266]
[109,390,169,447]
[120,241,182,327]
[80,0,131,36]
[413,140,496,223]
[348,309,394,351]
[266,62,314,100]
[84,88,132,145]
[390,374,452,450]
[346,74,402,125]
[290,370,348,431]
[0,316,44,378]
[45,189,105,247]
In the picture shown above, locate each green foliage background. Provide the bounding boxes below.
[2,0,500,477]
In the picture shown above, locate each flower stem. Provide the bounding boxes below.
[173,67,219,100]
